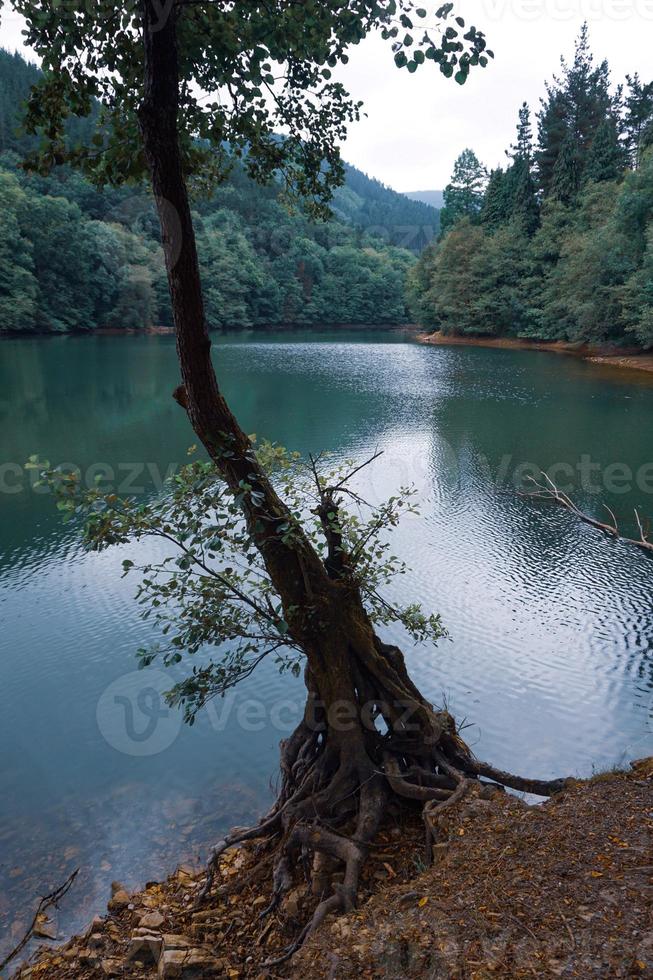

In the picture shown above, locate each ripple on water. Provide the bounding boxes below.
[1,334,653,958]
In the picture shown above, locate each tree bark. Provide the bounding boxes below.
[137,2,570,957]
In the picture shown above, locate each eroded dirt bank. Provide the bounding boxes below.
[10,759,652,979]
[417,331,653,378]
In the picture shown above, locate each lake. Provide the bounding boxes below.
[1,330,652,957]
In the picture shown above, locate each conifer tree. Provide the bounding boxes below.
[480,168,508,228]
[584,117,626,183]
[509,102,534,162]
[624,74,653,169]
[536,24,613,195]
[440,148,487,233]
[550,133,580,204]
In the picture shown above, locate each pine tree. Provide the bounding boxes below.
[536,24,615,195]
[624,74,653,169]
[584,118,626,183]
[510,158,540,234]
[480,168,509,228]
[536,87,568,196]
[550,133,580,204]
[508,102,533,162]
[440,148,487,234]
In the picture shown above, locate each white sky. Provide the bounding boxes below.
[2,1,652,191]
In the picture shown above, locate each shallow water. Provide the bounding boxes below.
[1,330,652,957]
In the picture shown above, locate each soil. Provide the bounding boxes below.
[9,759,652,980]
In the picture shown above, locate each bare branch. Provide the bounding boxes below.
[520,473,653,556]
[0,869,79,973]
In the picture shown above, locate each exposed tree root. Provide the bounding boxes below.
[195,672,571,965]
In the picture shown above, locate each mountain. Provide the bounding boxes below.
[404,190,445,209]
[333,165,440,251]
[0,48,438,253]
[0,48,423,333]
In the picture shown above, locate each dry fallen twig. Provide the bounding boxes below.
[0,868,79,973]
[519,472,653,555]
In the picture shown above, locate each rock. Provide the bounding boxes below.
[33,920,57,940]
[110,881,126,896]
[126,929,163,963]
[140,910,166,930]
[281,885,306,919]
[87,932,106,949]
[158,949,187,978]
[78,948,100,966]
[85,915,104,936]
[252,896,267,907]
[163,933,192,949]
[158,948,228,978]
[108,889,130,911]
[432,842,450,864]
[101,959,123,977]
[63,946,79,961]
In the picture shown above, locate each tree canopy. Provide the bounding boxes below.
[0,47,441,333]
[410,25,653,348]
[9,0,491,200]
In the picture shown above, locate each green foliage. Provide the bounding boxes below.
[408,219,528,335]
[535,23,616,197]
[0,169,37,329]
[584,118,626,184]
[0,49,438,333]
[439,148,487,233]
[624,74,653,170]
[32,446,446,721]
[411,28,653,349]
[8,0,490,209]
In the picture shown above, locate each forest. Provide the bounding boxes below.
[0,49,438,334]
[410,26,653,349]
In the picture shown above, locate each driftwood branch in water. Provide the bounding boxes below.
[519,472,653,555]
[0,869,79,973]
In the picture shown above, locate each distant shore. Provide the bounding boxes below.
[417,330,653,377]
[0,323,419,340]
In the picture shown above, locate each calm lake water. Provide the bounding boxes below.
[1,330,653,957]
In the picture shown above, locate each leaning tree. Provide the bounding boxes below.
[10,0,569,956]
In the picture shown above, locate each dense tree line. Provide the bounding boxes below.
[410,26,653,348]
[0,49,432,334]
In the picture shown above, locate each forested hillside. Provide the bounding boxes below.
[0,49,438,334]
[410,26,653,349]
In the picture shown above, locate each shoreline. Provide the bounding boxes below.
[11,759,652,978]
[0,323,419,341]
[417,331,653,377]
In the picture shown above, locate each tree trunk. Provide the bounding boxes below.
[137,1,570,957]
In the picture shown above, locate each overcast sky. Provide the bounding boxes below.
[1,2,652,191]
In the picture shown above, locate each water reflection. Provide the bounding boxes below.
[1,332,652,959]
